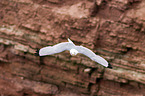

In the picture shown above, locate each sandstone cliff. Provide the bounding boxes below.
[0,0,145,96]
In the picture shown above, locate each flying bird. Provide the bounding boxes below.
[35,38,112,68]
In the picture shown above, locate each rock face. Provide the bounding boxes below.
[0,0,145,96]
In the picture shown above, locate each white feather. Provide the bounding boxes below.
[37,38,112,68]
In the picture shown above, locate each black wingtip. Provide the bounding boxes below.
[107,63,112,69]
[35,49,40,56]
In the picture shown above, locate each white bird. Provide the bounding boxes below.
[35,38,112,68]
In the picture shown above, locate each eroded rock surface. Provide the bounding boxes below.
[0,0,145,96]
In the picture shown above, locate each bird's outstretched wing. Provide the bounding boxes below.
[75,46,112,68]
[36,42,75,56]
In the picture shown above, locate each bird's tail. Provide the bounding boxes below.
[68,38,74,44]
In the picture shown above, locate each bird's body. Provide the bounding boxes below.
[35,38,112,68]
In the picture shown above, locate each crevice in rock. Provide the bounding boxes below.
[120,47,133,54]
[88,68,97,77]
[89,0,99,17]
[88,82,94,92]
[39,56,45,65]
[127,0,142,9]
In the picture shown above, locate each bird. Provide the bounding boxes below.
[35,38,112,69]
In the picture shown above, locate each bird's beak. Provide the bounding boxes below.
[71,54,76,56]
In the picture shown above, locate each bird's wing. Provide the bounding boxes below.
[75,46,109,67]
[38,42,75,56]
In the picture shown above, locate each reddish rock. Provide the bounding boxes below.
[0,0,145,96]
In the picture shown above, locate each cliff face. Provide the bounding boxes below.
[0,0,145,96]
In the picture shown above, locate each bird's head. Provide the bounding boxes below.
[70,49,79,56]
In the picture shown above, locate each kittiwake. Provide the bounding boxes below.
[35,38,112,68]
